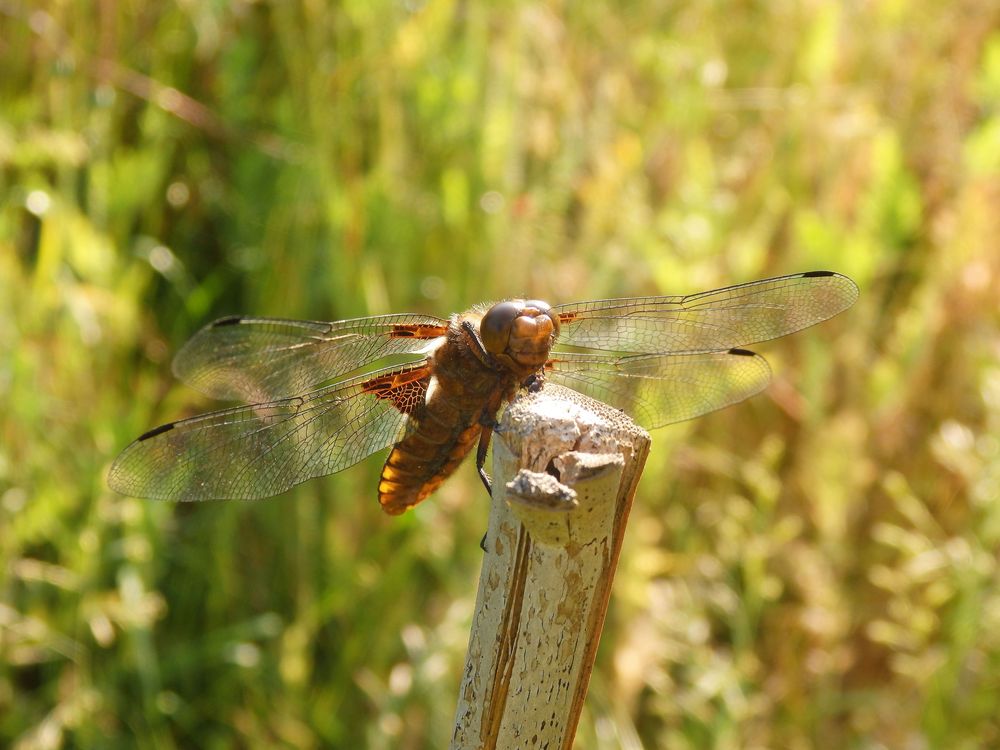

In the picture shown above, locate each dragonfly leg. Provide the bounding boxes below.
[476,420,498,552]
[476,422,494,497]
[523,372,544,392]
[461,320,493,365]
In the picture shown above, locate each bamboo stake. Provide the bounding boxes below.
[451,384,651,750]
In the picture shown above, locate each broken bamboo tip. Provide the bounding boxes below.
[450,384,651,750]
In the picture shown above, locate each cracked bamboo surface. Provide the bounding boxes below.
[451,384,650,750]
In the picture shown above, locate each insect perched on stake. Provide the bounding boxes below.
[109,271,858,510]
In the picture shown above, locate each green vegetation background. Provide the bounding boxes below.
[3,1,1000,748]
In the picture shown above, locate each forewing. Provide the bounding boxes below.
[552,271,858,354]
[545,350,772,429]
[172,314,448,401]
[108,363,432,501]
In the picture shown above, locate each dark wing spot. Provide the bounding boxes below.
[138,422,176,441]
[728,348,757,356]
[361,366,431,414]
[389,323,448,339]
[801,270,835,278]
[212,316,243,327]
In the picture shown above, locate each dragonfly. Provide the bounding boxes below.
[108,271,858,513]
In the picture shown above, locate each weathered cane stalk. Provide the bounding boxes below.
[451,384,650,750]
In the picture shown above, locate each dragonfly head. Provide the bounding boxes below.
[480,299,559,372]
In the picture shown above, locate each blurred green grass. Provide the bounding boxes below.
[2,1,1000,748]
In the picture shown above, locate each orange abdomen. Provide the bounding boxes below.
[377,402,483,515]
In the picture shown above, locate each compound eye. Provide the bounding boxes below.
[480,301,522,355]
[524,299,559,335]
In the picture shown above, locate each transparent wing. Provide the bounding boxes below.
[545,349,772,429]
[552,271,858,354]
[107,363,431,501]
[172,314,448,401]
